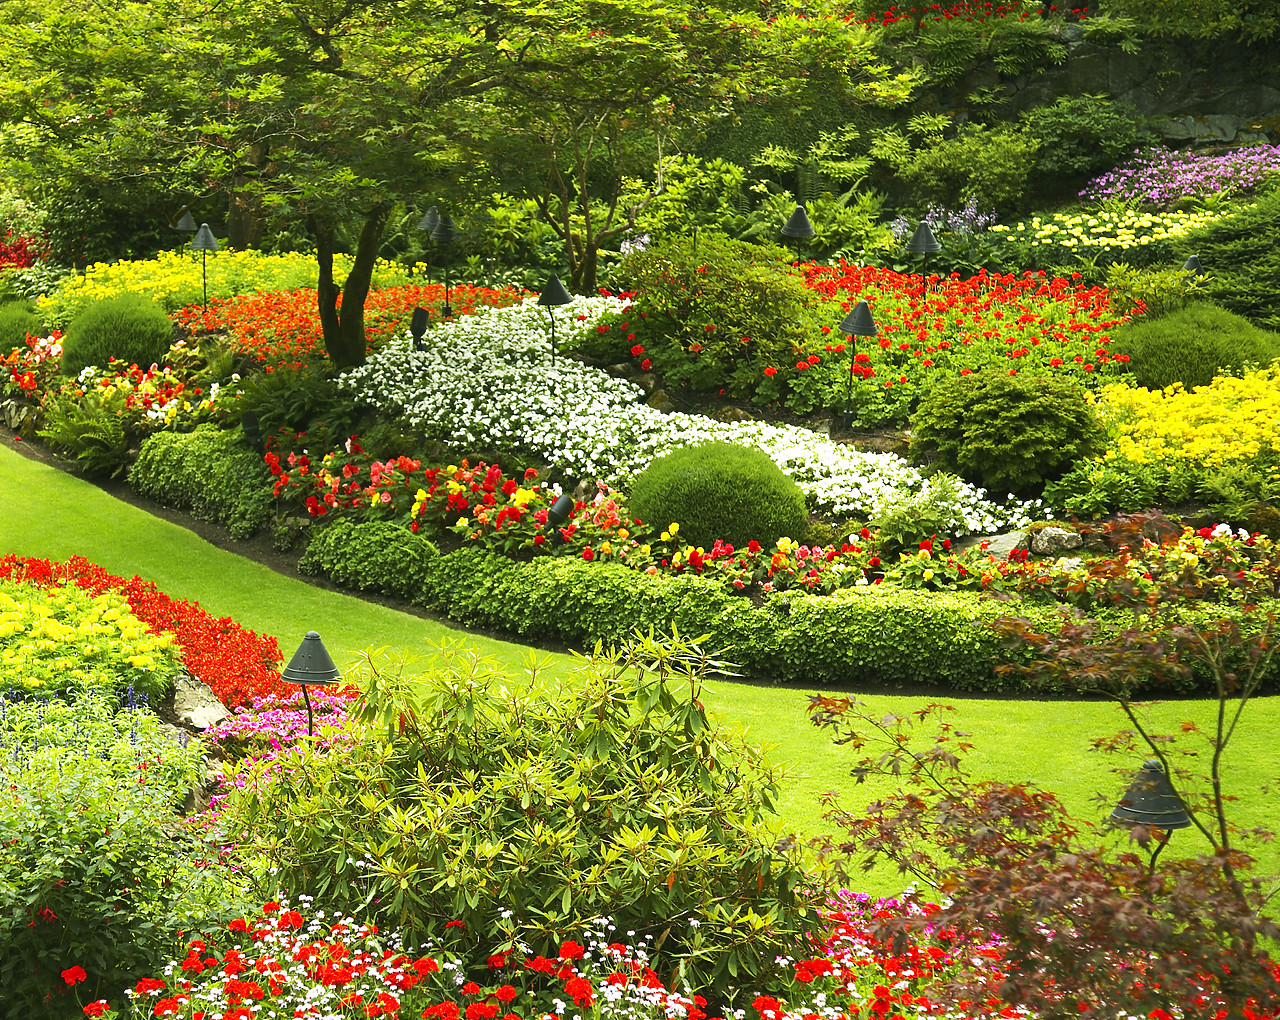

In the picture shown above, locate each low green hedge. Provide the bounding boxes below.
[286,521,1280,693]
[129,425,275,538]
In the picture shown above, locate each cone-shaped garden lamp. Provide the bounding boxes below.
[1182,254,1206,287]
[175,210,197,233]
[838,300,878,428]
[905,221,941,279]
[416,205,439,283]
[190,223,218,312]
[431,213,458,319]
[1110,759,1192,872]
[280,631,341,737]
[538,273,573,367]
[781,204,816,246]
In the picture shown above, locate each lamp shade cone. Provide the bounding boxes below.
[410,306,431,343]
[281,631,341,686]
[1182,254,1204,275]
[905,222,942,254]
[780,204,816,239]
[538,273,573,307]
[175,211,197,232]
[839,300,878,337]
[418,205,440,232]
[1110,760,1192,830]
[430,214,458,244]
[191,223,219,251]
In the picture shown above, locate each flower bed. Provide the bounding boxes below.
[1082,144,1280,207]
[338,296,1039,528]
[0,555,286,707]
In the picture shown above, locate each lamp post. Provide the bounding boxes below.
[190,223,219,312]
[1182,254,1207,288]
[1110,759,1192,874]
[430,213,458,319]
[780,204,816,258]
[905,221,941,279]
[837,300,878,429]
[538,273,573,367]
[417,205,439,283]
[280,631,342,738]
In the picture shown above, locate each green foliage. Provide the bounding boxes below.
[871,120,1039,214]
[0,688,218,1017]
[1180,184,1280,330]
[1020,95,1151,183]
[0,302,43,354]
[234,364,359,438]
[1108,302,1280,391]
[0,579,181,702]
[60,292,175,378]
[299,520,440,599]
[600,232,822,397]
[129,425,276,538]
[220,637,822,989]
[632,155,751,239]
[1095,0,1280,44]
[35,388,132,478]
[868,475,976,556]
[909,373,1106,497]
[1103,261,1205,318]
[628,442,809,551]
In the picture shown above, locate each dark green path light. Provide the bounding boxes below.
[538,273,573,367]
[1182,254,1207,288]
[838,300,878,428]
[1110,759,1192,873]
[190,223,219,312]
[781,204,816,241]
[410,306,432,352]
[416,205,440,283]
[905,221,941,279]
[280,631,342,737]
[545,492,576,547]
[431,212,458,319]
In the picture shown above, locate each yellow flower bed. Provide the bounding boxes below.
[0,580,180,699]
[38,249,421,328]
[1097,369,1280,471]
[990,205,1221,253]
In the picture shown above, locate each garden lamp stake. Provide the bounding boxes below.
[838,300,878,429]
[279,631,342,738]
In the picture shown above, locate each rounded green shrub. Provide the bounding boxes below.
[1108,302,1280,391]
[909,372,1105,497]
[0,301,43,353]
[627,441,808,549]
[60,292,175,376]
[299,519,440,599]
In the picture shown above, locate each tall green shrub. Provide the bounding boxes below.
[1180,184,1280,330]
[218,638,821,989]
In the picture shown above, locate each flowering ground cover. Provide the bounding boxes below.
[175,282,526,369]
[1081,144,1280,207]
[340,295,1040,529]
[0,555,286,706]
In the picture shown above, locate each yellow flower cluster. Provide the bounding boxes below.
[37,249,420,327]
[0,581,179,695]
[1097,370,1280,470]
[990,206,1221,253]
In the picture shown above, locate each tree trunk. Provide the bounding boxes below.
[227,143,268,251]
[309,202,392,369]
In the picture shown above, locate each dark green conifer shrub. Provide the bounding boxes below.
[1180,182,1280,331]
[1109,302,1280,391]
[627,441,808,549]
[909,373,1105,497]
[60,292,175,376]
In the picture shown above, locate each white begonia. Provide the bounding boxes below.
[338,296,1037,533]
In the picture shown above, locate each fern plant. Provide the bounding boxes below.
[36,391,131,477]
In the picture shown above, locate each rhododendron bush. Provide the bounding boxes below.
[0,555,286,706]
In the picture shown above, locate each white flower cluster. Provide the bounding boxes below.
[338,297,1036,532]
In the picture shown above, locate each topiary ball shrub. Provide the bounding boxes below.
[0,301,43,354]
[909,372,1105,498]
[627,441,807,550]
[1108,302,1280,391]
[60,292,175,376]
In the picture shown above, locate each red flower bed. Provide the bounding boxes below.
[0,555,286,707]
[0,230,49,270]
[174,283,527,369]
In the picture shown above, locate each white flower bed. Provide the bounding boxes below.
[338,297,1038,532]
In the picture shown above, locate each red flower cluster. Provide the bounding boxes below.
[0,555,287,707]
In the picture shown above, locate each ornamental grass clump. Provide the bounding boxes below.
[627,441,809,551]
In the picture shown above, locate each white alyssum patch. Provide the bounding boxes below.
[338,297,1038,531]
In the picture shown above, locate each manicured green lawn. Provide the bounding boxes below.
[6,439,1277,896]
